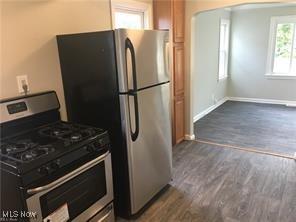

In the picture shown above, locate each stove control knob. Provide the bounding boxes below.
[86,145,94,152]
[38,166,50,175]
[51,161,60,170]
[94,140,104,149]
[96,139,104,147]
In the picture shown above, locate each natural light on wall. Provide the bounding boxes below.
[266,15,296,77]
[111,0,152,30]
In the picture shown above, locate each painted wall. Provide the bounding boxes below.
[0,0,152,120]
[185,0,294,137]
[1,0,112,120]
[192,9,231,116]
[229,6,296,101]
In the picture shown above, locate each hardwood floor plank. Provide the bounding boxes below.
[194,101,296,156]
[118,141,296,222]
[247,196,281,222]
[278,180,296,222]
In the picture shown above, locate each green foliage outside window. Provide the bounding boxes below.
[274,23,294,59]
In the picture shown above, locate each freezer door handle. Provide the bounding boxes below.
[125,38,138,91]
[126,38,139,141]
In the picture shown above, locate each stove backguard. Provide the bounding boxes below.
[0,91,60,139]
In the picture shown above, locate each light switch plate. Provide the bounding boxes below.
[16,75,30,94]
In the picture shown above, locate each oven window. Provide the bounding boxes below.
[40,162,107,219]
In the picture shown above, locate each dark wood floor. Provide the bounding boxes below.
[194,101,296,156]
[118,141,296,222]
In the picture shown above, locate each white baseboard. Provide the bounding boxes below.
[193,96,296,124]
[185,134,195,140]
[228,97,296,107]
[286,104,296,107]
[193,97,228,123]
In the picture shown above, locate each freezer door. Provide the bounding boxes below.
[115,29,170,93]
[119,83,172,214]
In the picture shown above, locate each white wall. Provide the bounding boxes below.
[0,0,152,120]
[229,6,296,101]
[1,0,112,120]
[192,9,231,117]
[192,5,296,120]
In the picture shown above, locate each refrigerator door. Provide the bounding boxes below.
[119,83,172,214]
[115,29,170,93]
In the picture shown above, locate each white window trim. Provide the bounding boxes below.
[265,15,296,79]
[111,0,153,30]
[218,18,230,81]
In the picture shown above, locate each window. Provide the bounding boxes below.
[218,19,230,80]
[111,0,152,30]
[266,15,296,77]
[114,9,144,29]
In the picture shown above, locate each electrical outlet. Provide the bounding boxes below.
[17,75,30,94]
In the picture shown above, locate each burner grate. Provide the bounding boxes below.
[39,123,74,137]
[39,122,99,144]
[1,140,37,155]
[1,141,55,163]
[19,145,55,162]
[0,122,105,164]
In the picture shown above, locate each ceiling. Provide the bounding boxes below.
[230,2,296,11]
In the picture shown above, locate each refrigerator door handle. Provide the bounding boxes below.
[126,38,139,141]
[128,93,139,141]
[125,38,138,91]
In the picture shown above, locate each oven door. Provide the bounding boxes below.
[26,151,113,222]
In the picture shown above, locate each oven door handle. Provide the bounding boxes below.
[27,151,110,195]
[97,207,113,222]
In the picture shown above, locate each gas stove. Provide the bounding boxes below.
[1,119,110,179]
[1,121,109,173]
[0,91,114,222]
[1,121,106,164]
[0,91,110,182]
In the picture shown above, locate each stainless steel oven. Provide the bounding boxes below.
[26,151,113,222]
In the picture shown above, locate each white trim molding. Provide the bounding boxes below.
[218,19,230,81]
[185,134,196,140]
[265,74,296,80]
[111,0,153,30]
[193,96,296,124]
[193,97,228,123]
[228,97,296,107]
[266,15,296,77]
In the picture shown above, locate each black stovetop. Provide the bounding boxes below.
[0,121,107,169]
[0,91,111,188]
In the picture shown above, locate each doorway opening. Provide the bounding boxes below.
[190,3,296,158]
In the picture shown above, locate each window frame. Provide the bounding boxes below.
[111,0,152,30]
[266,15,296,79]
[218,18,231,81]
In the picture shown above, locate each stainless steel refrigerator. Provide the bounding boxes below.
[57,29,172,218]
